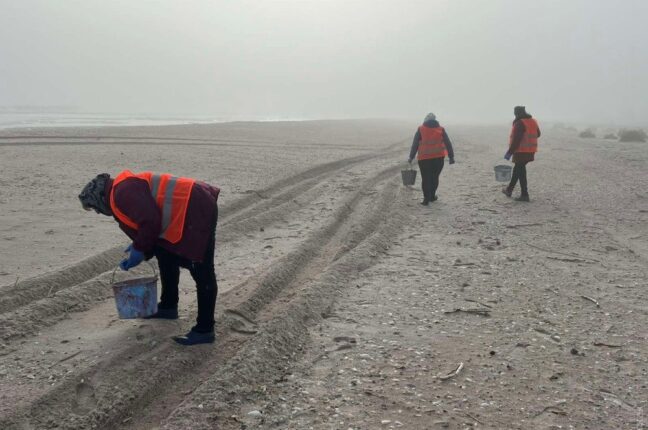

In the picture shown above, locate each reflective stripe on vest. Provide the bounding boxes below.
[417,125,448,160]
[510,118,539,153]
[109,170,195,244]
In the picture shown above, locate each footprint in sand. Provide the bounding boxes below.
[73,381,97,414]
[224,309,258,335]
[136,323,156,338]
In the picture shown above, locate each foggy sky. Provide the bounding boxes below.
[1,0,647,125]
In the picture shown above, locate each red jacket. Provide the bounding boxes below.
[105,177,219,262]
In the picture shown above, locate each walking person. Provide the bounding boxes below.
[79,170,220,345]
[408,113,455,205]
[502,106,540,202]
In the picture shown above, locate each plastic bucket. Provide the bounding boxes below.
[111,265,158,319]
[401,168,417,186]
[494,165,512,182]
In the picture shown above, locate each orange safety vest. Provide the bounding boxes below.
[109,170,195,244]
[417,125,448,160]
[510,118,539,153]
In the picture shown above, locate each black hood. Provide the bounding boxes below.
[79,173,113,216]
[514,106,532,120]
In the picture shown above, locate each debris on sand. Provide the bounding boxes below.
[593,342,622,348]
[599,389,636,411]
[533,400,567,417]
[333,336,357,344]
[570,347,585,356]
[464,298,493,308]
[453,261,477,267]
[581,295,600,307]
[48,350,82,368]
[444,308,491,317]
[506,223,543,229]
[462,412,484,425]
[525,242,600,263]
[438,362,464,381]
[547,256,593,264]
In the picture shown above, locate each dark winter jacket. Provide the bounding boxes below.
[510,114,541,163]
[104,177,219,262]
[409,119,454,161]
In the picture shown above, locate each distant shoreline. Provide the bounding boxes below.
[0,112,219,130]
[0,111,338,130]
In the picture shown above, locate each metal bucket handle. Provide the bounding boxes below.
[110,260,158,285]
[495,156,510,165]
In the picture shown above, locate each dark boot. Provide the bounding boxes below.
[502,186,512,198]
[420,200,429,206]
[173,329,215,346]
[144,305,178,320]
[514,194,530,202]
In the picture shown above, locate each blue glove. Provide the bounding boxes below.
[504,151,512,161]
[120,244,145,271]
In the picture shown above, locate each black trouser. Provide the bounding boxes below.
[508,162,529,196]
[155,205,218,333]
[418,158,444,202]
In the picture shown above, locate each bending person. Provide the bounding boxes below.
[79,170,220,345]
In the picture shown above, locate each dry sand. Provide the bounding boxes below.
[0,121,646,429]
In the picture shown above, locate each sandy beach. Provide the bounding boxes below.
[0,120,646,429]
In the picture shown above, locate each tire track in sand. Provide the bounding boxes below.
[162,169,408,430]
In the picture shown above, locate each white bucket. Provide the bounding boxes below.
[494,165,512,182]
